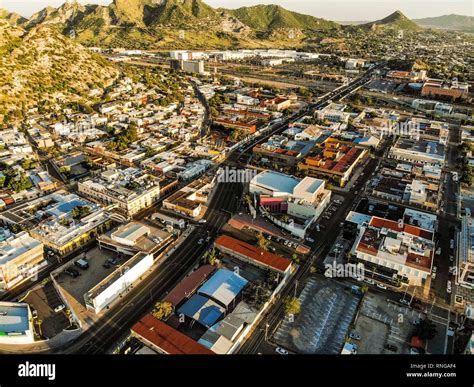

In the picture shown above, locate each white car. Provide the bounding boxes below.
[399,299,410,306]
[365,279,375,285]
[447,281,452,294]
[275,347,288,355]
[198,219,207,224]
[54,304,65,313]
[376,283,387,290]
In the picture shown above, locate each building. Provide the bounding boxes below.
[214,235,292,275]
[250,171,331,221]
[389,138,445,166]
[421,78,469,100]
[0,232,45,291]
[131,314,214,354]
[456,215,474,290]
[29,192,111,255]
[316,103,350,123]
[0,302,34,344]
[163,178,211,219]
[298,138,367,187]
[98,221,173,256]
[182,60,205,75]
[78,168,161,217]
[349,213,436,289]
[84,252,154,314]
[253,137,314,170]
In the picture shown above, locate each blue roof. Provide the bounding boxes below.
[177,294,224,327]
[198,269,248,307]
[252,171,300,195]
[0,304,29,334]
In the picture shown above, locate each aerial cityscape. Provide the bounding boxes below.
[0,0,472,384]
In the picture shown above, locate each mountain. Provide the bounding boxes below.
[415,14,474,33]
[0,8,27,25]
[17,0,339,49]
[0,23,118,119]
[362,10,421,31]
[226,4,338,32]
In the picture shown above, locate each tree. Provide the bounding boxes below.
[284,296,301,317]
[71,206,92,220]
[414,319,437,340]
[291,254,300,265]
[152,302,173,321]
[257,232,270,251]
[203,248,218,266]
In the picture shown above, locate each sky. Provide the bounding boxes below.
[1,0,472,21]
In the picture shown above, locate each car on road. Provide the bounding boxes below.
[435,247,441,255]
[365,279,375,285]
[206,236,211,243]
[102,261,111,269]
[399,299,410,306]
[198,219,207,224]
[410,347,421,355]
[447,281,452,294]
[449,255,454,262]
[275,347,288,355]
[198,239,204,245]
[450,240,455,249]
[376,283,387,290]
[64,268,80,278]
[305,237,315,243]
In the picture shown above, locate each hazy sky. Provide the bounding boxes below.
[1,0,472,20]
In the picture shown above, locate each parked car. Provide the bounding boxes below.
[74,258,89,270]
[198,239,204,245]
[275,347,288,355]
[349,331,361,340]
[399,299,410,306]
[305,237,315,243]
[64,268,80,278]
[365,279,375,285]
[376,283,387,290]
[447,281,452,294]
[198,219,207,224]
[102,261,111,269]
[54,304,65,313]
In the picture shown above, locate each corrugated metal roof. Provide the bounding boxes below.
[164,265,215,307]
[197,268,248,307]
[215,235,292,273]
[178,294,225,327]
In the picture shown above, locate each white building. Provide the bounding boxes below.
[0,232,45,291]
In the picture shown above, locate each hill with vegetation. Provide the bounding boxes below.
[0,22,118,123]
[415,14,474,33]
[362,10,421,31]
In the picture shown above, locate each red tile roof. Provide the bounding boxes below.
[131,315,214,355]
[370,217,433,240]
[163,265,216,307]
[215,235,292,273]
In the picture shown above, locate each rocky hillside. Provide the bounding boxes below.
[362,10,421,31]
[0,8,27,25]
[18,0,339,49]
[0,23,119,120]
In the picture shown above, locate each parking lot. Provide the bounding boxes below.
[355,292,427,354]
[54,246,120,327]
[272,277,361,354]
[23,281,70,339]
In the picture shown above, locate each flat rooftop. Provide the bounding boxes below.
[0,302,29,334]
